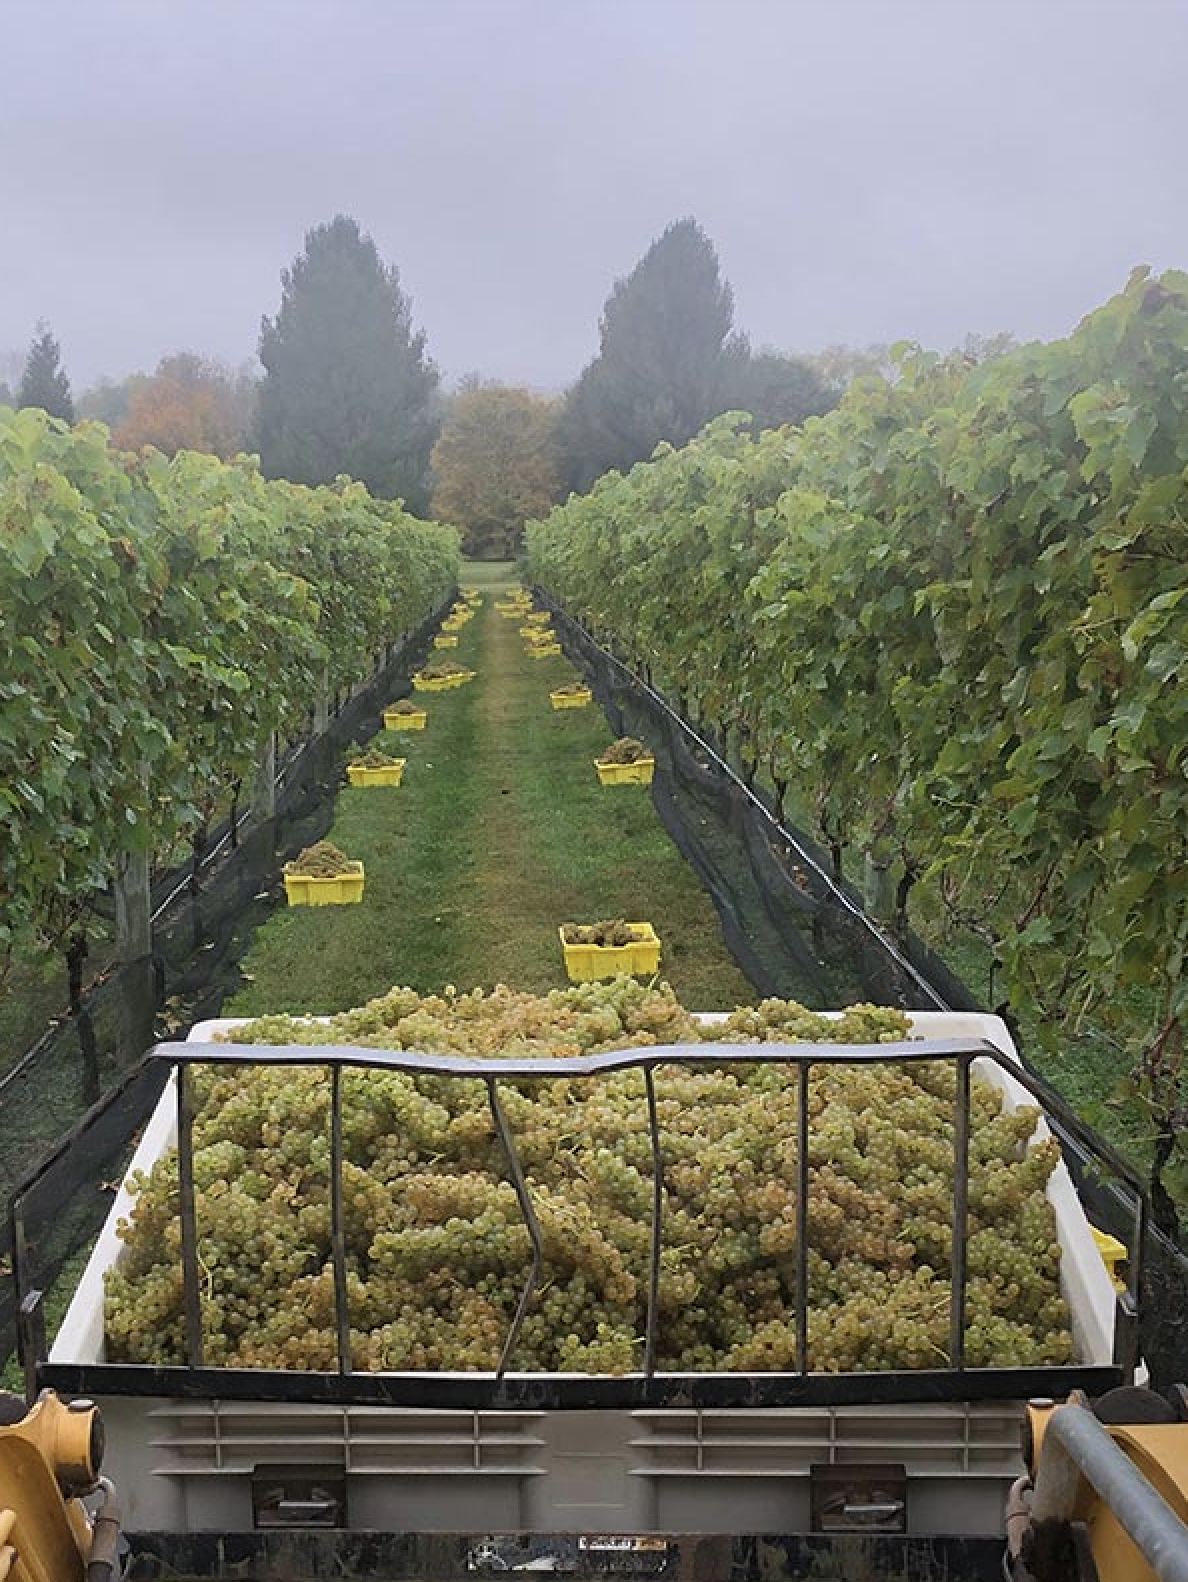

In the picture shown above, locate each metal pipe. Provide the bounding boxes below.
[795,1062,810,1374]
[487,1078,543,1379]
[949,1054,970,1369]
[151,1035,1000,1080]
[643,1068,663,1380]
[330,1066,351,1374]
[1030,1403,1188,1582]
[1003,1474,1032,1563]
[85,1477,122,1582]
[176,1064,204,1366]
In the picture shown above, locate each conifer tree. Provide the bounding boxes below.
[18,322,75,423]
[558,219,736,491]
[257,216,440,512]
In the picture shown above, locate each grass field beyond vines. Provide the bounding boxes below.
[225,563,756,1017]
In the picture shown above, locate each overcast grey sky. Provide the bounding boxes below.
[4,0,1187,392]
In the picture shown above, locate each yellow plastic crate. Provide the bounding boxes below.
[559,923,661,982]
[414,670,476,692]
[442,616,469,632]
[1091,1226,1129,1294]
[529,642,562,658]
[550,687,592,710]
[346,760,405,787]
[383,706,427,730]
[595,757,655,785]
[283,864,365,906]
[434,633,460,648]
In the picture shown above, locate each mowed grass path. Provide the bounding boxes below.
[226,564,756,1017]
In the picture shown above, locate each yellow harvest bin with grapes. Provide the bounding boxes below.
[529,642,562,658]
[283,864,365,906]
[434,633,460,649]
[414,669,476,692]
[383,705,427,730]
[559,923,661,982]
[346,760,405,788]
[595,757,655,785]
[550,686,592,710]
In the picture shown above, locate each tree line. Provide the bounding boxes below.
[3,215,840,556]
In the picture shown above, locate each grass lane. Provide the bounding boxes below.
[226,566,755,1016]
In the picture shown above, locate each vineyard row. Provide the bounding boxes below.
[0,407,460,964]
[525,267,1188,1221]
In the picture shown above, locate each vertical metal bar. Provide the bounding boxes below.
[176,1062,205,1366]
[949,1054,970,1370]
[330,1064,352,1374]
[643,1066,664,1380]
[19,1291,46,1405]
[488,1077,544,1379]
[11,1200,30,1316]
[796,1060,810,1375]
[1132,1185,1147,1306]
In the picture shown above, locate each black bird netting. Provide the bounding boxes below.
[547,601,977,1015]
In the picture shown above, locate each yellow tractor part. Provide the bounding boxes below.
[0,1392,105,1582]
[1023,1389,1188,1582]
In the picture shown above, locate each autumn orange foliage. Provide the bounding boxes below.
[113,353,254,458]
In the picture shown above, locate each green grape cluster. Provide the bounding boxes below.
[105,979,1073,1374]
[561,920,644,947]
[597,737,651,765]
[417,659,469,679]
[283,841,358,878]
[346,744,401,768]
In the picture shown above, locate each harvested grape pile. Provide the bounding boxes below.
[105,979,1072,1373]
[418,659,469,679]
[561,920,646,946]
[598,737,651,765]
[283,841,359,878]
[347,746,402,769]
